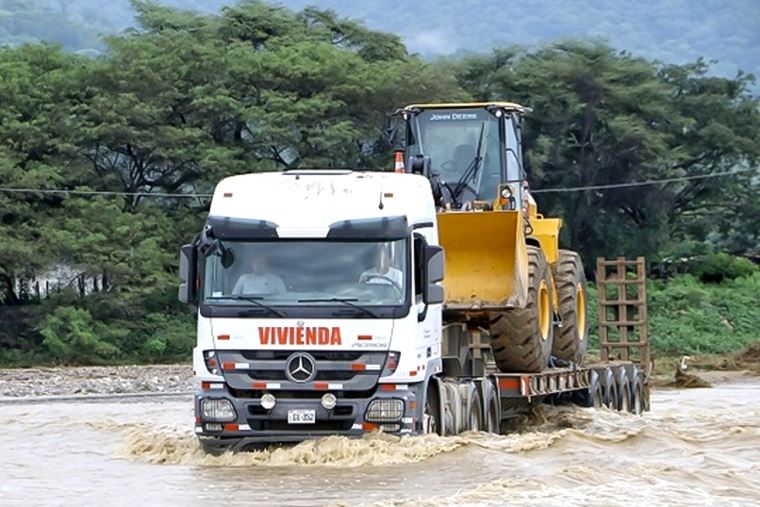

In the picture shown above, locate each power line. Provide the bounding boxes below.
[0,167,755,198]
[0,187,212,198]
[531,168,756,194]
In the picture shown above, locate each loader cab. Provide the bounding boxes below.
[398,103,528,210]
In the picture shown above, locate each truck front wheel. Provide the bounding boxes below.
[423,380,442,435]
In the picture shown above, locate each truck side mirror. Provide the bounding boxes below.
[423,245,444,305]
[179,243,198,305]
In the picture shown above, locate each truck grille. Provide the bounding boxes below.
[246,371,356,382]
[216,350,387,392]
[241,350,365,362]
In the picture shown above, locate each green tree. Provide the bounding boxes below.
[40,306,123,363]
[0,44,94,303]
[452,41,759,264]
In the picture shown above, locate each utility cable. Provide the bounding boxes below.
[530,168,756,194]
[0,167,755,198]
[0,187,212,198]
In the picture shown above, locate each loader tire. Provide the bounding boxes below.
[489,246,554,373]
[551,250,589,364]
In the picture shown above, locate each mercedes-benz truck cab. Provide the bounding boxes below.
[179,170,445,452]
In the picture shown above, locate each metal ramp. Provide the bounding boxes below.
[596,257,651,383]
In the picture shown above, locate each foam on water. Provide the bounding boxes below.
[120,426,472,467]
[118,405,644,467]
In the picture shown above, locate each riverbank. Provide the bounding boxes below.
[1,343,757,398]
[0,363,192,398]
[649,342,760,386]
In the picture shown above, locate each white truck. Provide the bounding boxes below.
[179,168,648,453]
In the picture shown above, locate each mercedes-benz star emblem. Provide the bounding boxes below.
[285,353,316,383]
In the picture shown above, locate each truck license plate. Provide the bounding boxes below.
[287,409,316,424]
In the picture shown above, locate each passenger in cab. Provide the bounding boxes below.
[233,252,286,295]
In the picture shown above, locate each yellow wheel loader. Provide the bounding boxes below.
[394,102,588,373]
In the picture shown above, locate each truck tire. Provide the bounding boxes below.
[199,437,228,456]
[551,250,589,364]
[423,379,443,435]
[489,246,554,373]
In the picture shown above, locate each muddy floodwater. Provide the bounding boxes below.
[1,377,758,506]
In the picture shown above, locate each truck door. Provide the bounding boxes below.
[413,231,442,366]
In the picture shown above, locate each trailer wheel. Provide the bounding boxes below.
[489,246,554,373]
[468,386,483,432]
[591,381,604,408]
[486,381,501,433]
[423,379,442,435]
[599,368,618,410]
[615,369,631,413]
[606,380,619,410]
[573,370,603,408]
[630,368,644,415]
[551,250,589,364]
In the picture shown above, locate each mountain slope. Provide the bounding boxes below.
[0,0,757,80]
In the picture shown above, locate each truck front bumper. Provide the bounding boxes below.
[194,383,423,452]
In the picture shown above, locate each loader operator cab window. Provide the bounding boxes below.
[407,107,503,202]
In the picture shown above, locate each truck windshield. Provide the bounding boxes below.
[202,239,408,308]
[408,108,502,201]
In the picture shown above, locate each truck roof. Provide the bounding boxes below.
[208,170,437,237]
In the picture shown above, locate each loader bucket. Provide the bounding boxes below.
[437,210,529,312]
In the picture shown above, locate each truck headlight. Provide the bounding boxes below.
[366,399,404,422]
[201,398,236,422]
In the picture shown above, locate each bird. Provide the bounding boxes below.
[673,355,711,388]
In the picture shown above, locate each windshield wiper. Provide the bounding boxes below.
[224,296,285,317]
[453,121,486,204]
[297,297,379,318]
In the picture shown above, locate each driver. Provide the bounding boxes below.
[359,245,403,288]
[440,143,474,182]
[232,252,286,295]
[453,143,475,171]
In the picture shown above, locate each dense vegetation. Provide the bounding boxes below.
[0,1,757,365]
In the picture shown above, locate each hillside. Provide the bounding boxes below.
[0,0,757,81]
